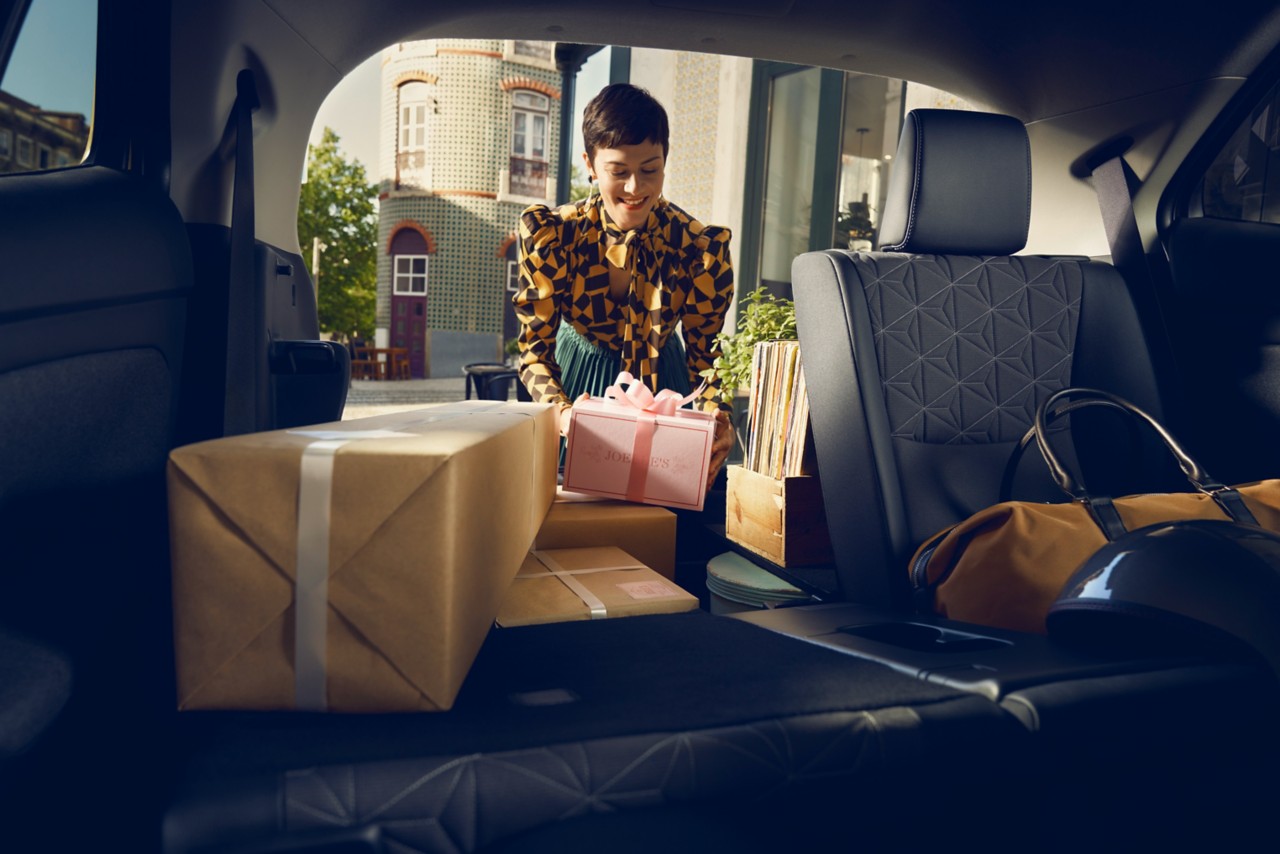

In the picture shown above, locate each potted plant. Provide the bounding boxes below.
[701,286,798,451]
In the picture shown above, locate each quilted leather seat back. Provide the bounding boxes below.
[793,109,1165,609]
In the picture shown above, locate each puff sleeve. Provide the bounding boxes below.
[677,224,735,414]
[512,205,572,409]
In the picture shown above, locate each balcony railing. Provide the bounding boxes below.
[509,157,547,198]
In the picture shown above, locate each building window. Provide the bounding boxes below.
[513,41,551,62]
[397,81,431,176]
[511,91,549,159]
[0,130,10,160]
[509,90,550,198]
[507,259,520,292]
[503,40,554,68]
[38,144,52,169]
[55,150,72,167]
[16,136,33,167]
[394,255,429,295]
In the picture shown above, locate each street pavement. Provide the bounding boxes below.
[342,377,471,420]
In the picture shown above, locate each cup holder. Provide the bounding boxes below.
[838,621,1012,654]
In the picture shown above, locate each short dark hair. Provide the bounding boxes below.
[581,83,670,161]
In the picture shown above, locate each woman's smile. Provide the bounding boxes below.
[587,140,666,232]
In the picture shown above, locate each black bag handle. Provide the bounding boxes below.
[1000,398,1139,503]
[1032,388,1259,538]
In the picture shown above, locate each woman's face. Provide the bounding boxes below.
[585,140,666,232]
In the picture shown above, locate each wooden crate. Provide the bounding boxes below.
[725,465,834,567]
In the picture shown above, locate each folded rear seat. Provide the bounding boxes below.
[162,611,1033,853]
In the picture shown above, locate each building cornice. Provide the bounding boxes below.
[438,48,502,59]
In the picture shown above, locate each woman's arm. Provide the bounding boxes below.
[679,225,735,414]
[512,207,572,414]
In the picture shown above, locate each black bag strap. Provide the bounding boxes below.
[999,398,1140,503]
[1033,388,1259,537]
[223,69,264,437]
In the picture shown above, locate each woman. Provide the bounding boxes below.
[512,83,735,493]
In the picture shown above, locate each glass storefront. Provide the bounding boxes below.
[758,67,824,297]
[745,66,978,298]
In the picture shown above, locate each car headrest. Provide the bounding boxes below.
[878,109,1030,255]
[1047,520,1280,680]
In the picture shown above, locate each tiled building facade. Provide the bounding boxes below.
[375,39,561,378]
[665,51,721,223]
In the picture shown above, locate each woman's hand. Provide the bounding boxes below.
[706,409,734,492]
[559,393,591,437]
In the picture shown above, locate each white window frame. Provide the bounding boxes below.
[393,254,429,296]
[499,91,554,204]
[0,129,11,160]
[511,91,549,160]
[398,82,430,156]
[506,259,520,292]
[16,135,33,167]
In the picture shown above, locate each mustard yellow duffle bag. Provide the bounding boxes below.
[910,388,1280,635]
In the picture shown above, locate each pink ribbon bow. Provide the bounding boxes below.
[600,372,706,503]
[603,371,705,417]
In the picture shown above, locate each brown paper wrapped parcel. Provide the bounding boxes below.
[496,546,699,627]
[168,401,558,713]
[535,490,678,579]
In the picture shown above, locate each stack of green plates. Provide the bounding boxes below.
[706,552,810,608]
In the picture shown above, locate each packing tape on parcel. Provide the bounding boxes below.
[289,403,509,711]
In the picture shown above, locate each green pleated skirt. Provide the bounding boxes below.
[556,322,692,401]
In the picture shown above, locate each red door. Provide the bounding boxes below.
[391,294,427,378]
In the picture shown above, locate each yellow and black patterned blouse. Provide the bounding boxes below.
[512,195,734,414]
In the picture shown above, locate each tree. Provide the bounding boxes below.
[569,163,592,202]
[298,127,378,342]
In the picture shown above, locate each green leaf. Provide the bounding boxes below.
[707,286,797,405]
[298,127,379,341]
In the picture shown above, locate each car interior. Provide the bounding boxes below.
[4,0,1280,851]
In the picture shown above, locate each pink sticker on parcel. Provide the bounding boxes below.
[562,404,715,511]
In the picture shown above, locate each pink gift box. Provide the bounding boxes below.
[563,373,716,512]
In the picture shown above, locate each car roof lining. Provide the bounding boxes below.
[260,0,1280,122]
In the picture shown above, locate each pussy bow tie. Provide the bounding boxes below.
[604,229,646,270]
